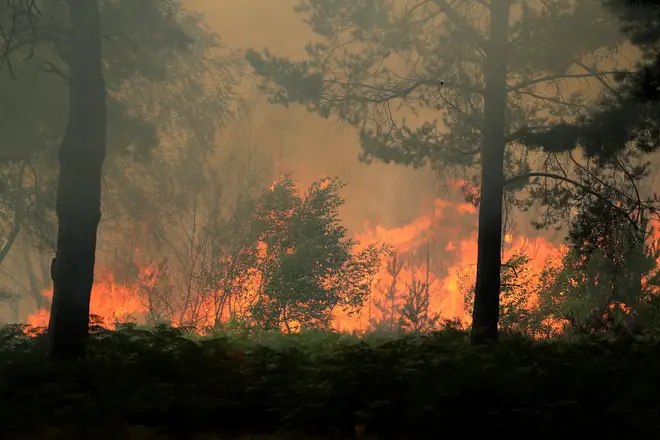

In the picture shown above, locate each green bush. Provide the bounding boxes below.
[1,322,660,438]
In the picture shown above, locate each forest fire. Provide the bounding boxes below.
[26,268,151,328]
[25,194,567,333]
[3,0,660,436]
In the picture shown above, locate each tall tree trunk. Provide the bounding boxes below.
[470,1,511,345]
[47,0,107,360]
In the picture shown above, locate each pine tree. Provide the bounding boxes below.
[369,252,404,333]
[247,0,625,343]
[47,0,107,360]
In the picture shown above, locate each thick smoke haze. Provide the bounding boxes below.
[196,0,441,231]
[3,2,660,435]
[0,0,645,331]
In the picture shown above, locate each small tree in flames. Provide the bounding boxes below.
[535,189,660,335]
[369,240,441,334]
[399,240,442,333]
[121,173,385,333]
[369,252,404,333]
[250,175,385,331]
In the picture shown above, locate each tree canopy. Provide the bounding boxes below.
[0,0,242,258]
[247,0,621,176]
[245,0,636,342]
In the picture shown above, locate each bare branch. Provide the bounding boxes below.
[504,171,655,233]
[0,1,42,78]
[508,71,621,93]
[573,59,619,95]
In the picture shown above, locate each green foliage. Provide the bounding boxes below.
[535,193,660,334]
[455,186,660,338]
[463,251,538,335]
[2,323,660,437]
[397,276,441,333]
[458,209,660,338]
[249,175,386,331]
[246,2,643,341]
[523,0,660,165]
[139,176,386,333]
[246,0,622,187]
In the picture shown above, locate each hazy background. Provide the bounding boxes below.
[192,0,441,231]
[0,0,638,326]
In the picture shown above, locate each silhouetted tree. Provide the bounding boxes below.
[605,0,660,115]
[47,0,107,360]
[399,242,440,333]
[522,0,660,196]
[369,252,404,332]
[246,0,624,343]
[0,2,48,265]
[519,0,660,335]
[0,0,240,325]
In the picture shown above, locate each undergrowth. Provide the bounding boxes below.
[1,322,659,439]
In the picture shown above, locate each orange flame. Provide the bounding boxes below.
[26,193,569,333]
[27,268,151,328]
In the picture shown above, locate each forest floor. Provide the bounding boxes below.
[1,324,659,439]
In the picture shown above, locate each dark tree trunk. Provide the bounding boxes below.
[47,0,106,360]
[470,1,511,345]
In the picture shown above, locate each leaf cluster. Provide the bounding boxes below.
[247,176,386,331]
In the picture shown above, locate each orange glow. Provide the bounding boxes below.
[25,189,573,334]
[27,267,150,328]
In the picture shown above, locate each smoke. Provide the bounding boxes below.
[0,0,649,329]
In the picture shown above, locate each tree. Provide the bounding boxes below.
[119,97,277,331]
[249,176,384,331]
[129,170,385,333]
[246,0,626,343]
[535,190,659,334]
[567,188,652,304]
[0,0,240,247]
[602,0,660,117]
[0,0,240,357]
[368,241,441,334]
[520,0,660,217]
[369,252,404,333]
[398,240,441,333]
[0,1,240,337]
[144,138,267,330]
[518,0,660,335]
[45,0,107,360]
[0,1,53,269]
[462,251,537,336]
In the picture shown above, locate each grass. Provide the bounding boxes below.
[1,322,660,439]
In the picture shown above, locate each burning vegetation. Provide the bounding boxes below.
[21,173,660,339]
[3,0,660,438]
